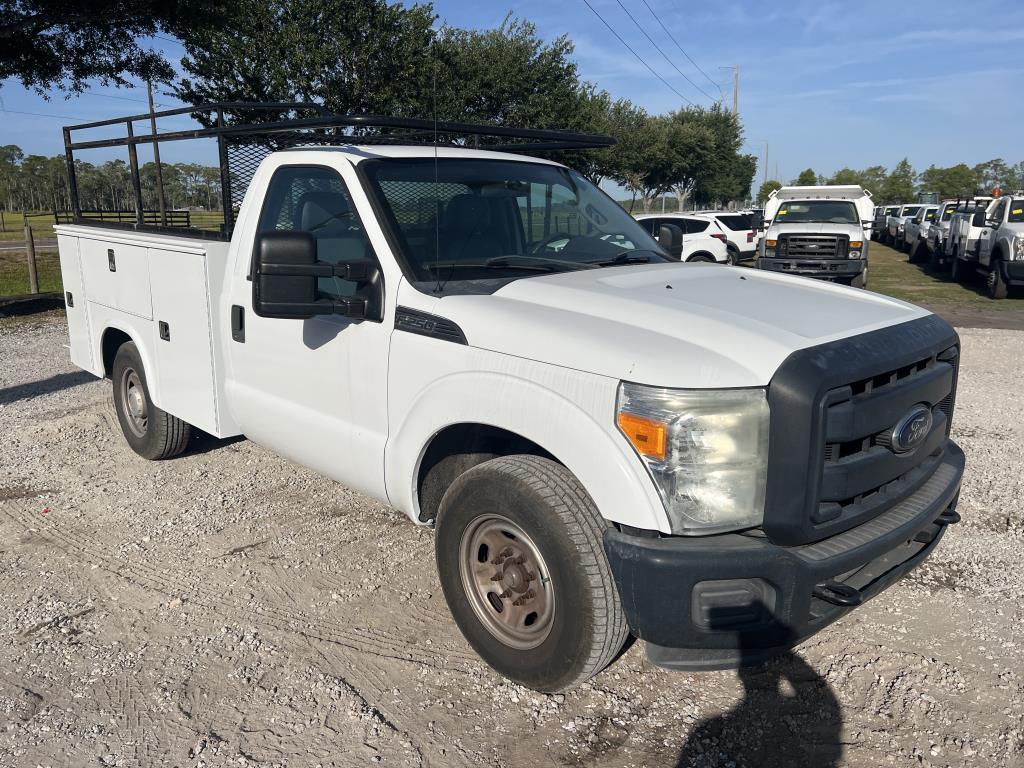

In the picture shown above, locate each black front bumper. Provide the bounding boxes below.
[603,441,964,671]
[757,257,865,280]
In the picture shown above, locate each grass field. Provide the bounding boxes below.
[0,251,62,296]
[867,241,1022,308]
[0,211,57,242]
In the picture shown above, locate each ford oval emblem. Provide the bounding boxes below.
[890,404,933,453]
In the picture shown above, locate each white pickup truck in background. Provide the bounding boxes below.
[55,105,966,691]
[755,185,874,287]
[884,204,923,250]
[949,193,1024,298]
[904,204,938,263]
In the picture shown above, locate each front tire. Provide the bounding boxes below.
[112,342,191,459]
[987,260,1009,300]
[435,455,628,692]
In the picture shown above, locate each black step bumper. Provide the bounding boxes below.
[757,257,865,279]
[603,441,964,671]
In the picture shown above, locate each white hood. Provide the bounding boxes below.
[432,264,930,388]
[766,221,864,237]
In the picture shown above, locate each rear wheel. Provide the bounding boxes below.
[687,252,717,263]
[112,342,191,459]
[435,455,628,692]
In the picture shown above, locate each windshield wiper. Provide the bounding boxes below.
[484,255,596,271]
[588,250,656,266]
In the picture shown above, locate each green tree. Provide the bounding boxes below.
[795,168,817,185]
[757,179,782,203]
[879,158,915,204]
[918,163,976,199]
[0,0,232,94]
[175,0,436,120]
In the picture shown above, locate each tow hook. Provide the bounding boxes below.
[812,580,864,607]
[935,509,961,526]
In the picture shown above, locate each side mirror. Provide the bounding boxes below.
[972,210,987,227]
[657,223,684,259]
[750,212,764,230]
[252,231,377,319]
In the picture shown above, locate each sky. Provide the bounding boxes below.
[2,0,1024,185]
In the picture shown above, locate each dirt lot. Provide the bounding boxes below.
[1,313,1022,768]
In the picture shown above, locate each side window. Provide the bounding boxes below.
[257,166,375,300]
[990,199,1006,224]
[685,219,709,234]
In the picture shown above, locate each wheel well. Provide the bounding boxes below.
[686,251,715,263]
[416,424,555,523]
[101,328,132,377]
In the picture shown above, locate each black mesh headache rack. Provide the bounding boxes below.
[61,102,616,241]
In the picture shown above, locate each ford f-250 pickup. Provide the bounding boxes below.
[54,105,966,691]
[950,193,1024,298]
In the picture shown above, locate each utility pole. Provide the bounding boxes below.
[763,142,769,185]
[732,65,739,115]
[147,80,167,226]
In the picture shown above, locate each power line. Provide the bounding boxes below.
[579,0,695,107]
[610,0,716,103]
[2,107,88,120]
[638,0,723,98]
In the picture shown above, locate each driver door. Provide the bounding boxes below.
[224,163,391,500]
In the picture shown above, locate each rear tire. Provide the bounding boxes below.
[687,252,717,263]
[111,342,191,460]
[435,455,628,692]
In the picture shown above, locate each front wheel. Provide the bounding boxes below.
[987,260,1009,300]
[851,266,867,288]
[112,342,191,459]
[435,455,628,692]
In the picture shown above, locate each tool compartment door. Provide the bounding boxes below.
[79,237,153,319]
[148,248,218,435]
[56,234,97,374]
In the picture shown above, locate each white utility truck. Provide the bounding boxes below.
[755,185,874,287]
[949,193,1024,298]
[55,106,965,691]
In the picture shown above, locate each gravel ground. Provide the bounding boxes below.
[0,312,1021,768]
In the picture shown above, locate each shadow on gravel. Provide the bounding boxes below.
[675,614,842,768]
[181,429,246,457]
[0,370,96,406]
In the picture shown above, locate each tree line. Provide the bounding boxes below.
[756,157,1024,205]
[0,146,222,214]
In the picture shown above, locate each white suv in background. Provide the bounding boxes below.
[690,211,758,263]
[634,214,730,263]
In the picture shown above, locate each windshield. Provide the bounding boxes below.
[901,206,922,217]
[1009,200,1024,223]
[361,158,668,291]
[774,200,858,224]
[923,209,937,222]
[940,205,957,221]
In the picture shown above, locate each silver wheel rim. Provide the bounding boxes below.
[458,514,555,650]
[120,367,148,438]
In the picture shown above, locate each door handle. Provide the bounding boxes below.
[231,305,245,342]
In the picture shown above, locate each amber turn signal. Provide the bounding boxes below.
[617,412,667,461]
[849,241,863,248]
[765,239,777,247]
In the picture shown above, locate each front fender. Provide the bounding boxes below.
[384,360,670,533]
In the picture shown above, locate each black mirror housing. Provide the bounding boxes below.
[252,230,376,319]
[972,210,987,227]
[750,212,764,230]
[657,223,684,259]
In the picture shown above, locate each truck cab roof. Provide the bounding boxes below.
[277,144,564,166]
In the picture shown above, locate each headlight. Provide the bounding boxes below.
[849,250,861,259]
[764,248,775,257]
[616,383,769,535]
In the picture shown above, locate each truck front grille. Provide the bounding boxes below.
[763,315,960,546]
[778,234,848,259]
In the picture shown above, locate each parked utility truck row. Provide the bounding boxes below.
[56,108,965,691]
